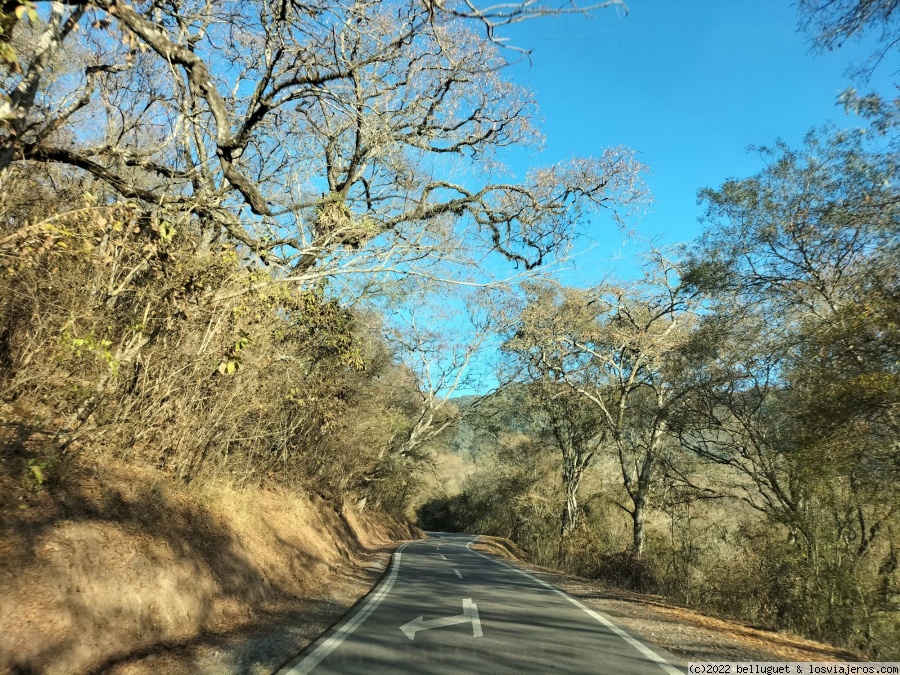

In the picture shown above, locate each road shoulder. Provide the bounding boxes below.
[470,536,860,666]
[105,548,396,675]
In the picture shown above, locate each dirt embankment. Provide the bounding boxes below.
[0,436,420,675]
[472,536,861,665]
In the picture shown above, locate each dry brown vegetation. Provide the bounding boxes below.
[0,2,646,670]
[0,1,648,670]
[2,1,899,671]
[423,121,900,661]
[470,535,861,664]
[0,195,428,671]
[0,188,435,499]
[0,423,419,675]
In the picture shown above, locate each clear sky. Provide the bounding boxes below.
[438,1,896,396]
[496,0,896,279]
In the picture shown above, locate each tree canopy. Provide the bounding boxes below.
[1,0,646,293]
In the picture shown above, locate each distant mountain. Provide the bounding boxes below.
[442,385,542,463]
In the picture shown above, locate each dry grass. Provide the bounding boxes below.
[0,425,419,675]
[469,534,528,561]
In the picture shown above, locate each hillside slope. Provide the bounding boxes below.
[0,445,420,675]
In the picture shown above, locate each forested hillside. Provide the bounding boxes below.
[0,0,644,513]
[1,0,897,670]
[422,121,900,658]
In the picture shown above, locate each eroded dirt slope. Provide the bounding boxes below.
[1,428,419,675]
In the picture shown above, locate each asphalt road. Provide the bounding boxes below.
[276,533,685,674]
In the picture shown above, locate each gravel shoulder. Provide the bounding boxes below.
[102,550,396,675]
[470,536,861,667]
[92,530,859,673]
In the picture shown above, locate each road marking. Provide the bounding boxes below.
[469,598,483,637]
[466,540,682,675]
[454,568,463,579]
[441,554,447,560]
[280,543,410,674]
[400,598,482,640]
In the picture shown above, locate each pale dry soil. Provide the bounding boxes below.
[0,417,419,675]
[472,537,861,667]
[101,552,395,675]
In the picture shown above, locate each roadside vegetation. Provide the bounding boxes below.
[1,0,897,670]
[420,3,900,659]
[0,1,639,671]
[0,0,644,516]
[422,118,900,660]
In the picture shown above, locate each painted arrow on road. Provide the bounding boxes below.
[400,598,483,640]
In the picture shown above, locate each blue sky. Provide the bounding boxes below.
[438,0,896,396]
[497,0,896,279]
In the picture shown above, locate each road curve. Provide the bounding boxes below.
[276,532,685,674]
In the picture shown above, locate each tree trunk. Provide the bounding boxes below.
[630,412,666,558]
[562,488,579,534]
[631,495,646,557]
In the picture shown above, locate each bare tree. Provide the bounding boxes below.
[506,252,702,557]
[1,0,645,297]
[672,124,900,647]
[798,0,900,79]
[383,287,504,460]
[526,379,604,536]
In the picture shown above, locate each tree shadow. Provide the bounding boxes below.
[0,418,397,674]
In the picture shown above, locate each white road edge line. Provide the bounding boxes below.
[454,568,463,579]
[280,542,410,675]
[466,540,683,675]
